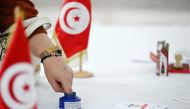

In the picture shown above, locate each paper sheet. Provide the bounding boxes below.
[112,102,168,109]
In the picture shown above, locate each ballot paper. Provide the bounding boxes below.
[112,102,168,109]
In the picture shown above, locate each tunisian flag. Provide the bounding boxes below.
[0,17,37,109]
[55,0,91,59]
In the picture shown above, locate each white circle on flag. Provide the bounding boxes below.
[59,2,90,35]
[0,63,36,109]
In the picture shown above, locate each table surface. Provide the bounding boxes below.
[36,64,190,109]
[36,24,190,109]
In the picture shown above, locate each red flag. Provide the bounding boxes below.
[0,17,37,109]
[55,0,91,59]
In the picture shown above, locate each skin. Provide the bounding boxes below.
[29,33,73,93]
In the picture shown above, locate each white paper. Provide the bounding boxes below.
[112,102,168,109]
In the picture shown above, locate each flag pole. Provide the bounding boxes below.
[73,51,94,78]
[79,51,83,72]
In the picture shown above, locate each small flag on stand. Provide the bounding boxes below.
[0,8,37,109]
[53,0,93,78]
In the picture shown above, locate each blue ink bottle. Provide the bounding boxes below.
[59,92,81,109]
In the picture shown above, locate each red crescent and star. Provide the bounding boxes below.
[64,7,81,29]
[9,72,30,104]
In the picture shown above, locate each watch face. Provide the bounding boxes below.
[57,50,62,56]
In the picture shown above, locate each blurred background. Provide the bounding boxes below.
[31,0,190,109]
[33,0,190,25]
[33,0,190,74]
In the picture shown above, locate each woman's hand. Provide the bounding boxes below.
[42,56,73,93]
[29,33,73,93]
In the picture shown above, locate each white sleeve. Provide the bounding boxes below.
[2,17,52,74]
[2,17,51,37]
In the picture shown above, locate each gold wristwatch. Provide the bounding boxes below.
[40,45,62,63]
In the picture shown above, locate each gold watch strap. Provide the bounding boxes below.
[40,45,61,59]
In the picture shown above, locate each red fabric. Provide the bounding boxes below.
[0,17,36,109]
[0,0,38,33]
[0,0,47,37]
[55,0,91,58]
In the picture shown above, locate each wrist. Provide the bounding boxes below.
[40,45,62,63]
[42,55,62,65]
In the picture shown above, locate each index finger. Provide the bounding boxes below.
[61,79,73,94]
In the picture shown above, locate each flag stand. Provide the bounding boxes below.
[73,51,94,78]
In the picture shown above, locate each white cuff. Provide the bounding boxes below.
[3,17,51,37]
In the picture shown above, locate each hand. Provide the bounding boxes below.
[28,33,73,93]
[42,56,73,93]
